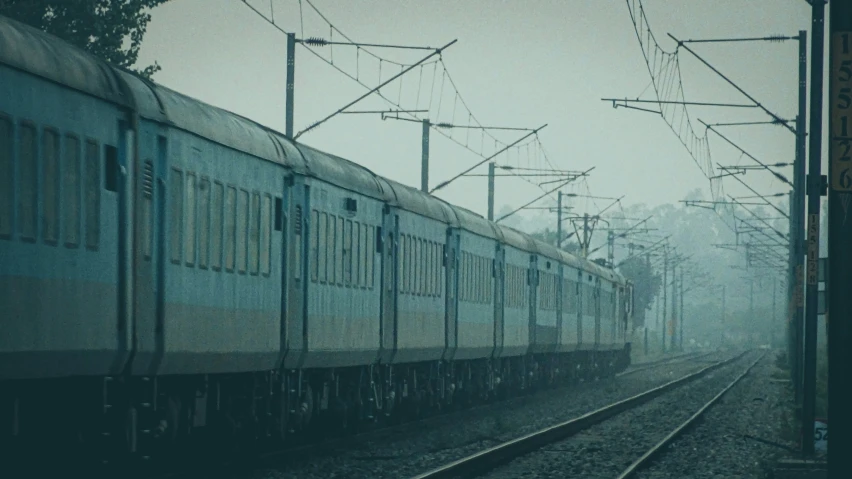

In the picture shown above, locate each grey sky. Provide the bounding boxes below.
[136,0,818,223]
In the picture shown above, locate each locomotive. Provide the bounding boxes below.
[0,15,633,463]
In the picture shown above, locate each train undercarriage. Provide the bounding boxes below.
[0,346,630,472]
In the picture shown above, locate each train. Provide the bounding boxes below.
[0,15,633,464]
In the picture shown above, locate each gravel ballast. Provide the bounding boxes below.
[483,352,777,479]
[633,351,793,479]
[199,350,736,479]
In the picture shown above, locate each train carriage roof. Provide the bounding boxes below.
[294,143,387,200]
[446,204,500,240]
[376,176,455,223]
[0,15,128,105]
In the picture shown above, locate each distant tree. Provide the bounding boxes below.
[617,254,660,330]
[0,0,169,79]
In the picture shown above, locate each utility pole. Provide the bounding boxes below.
[671,263,677,351]
[487,162,495,220]
[750,278,755,345]
[791,28,808,415]
[556,191,563,248]
[422,119,430,192]
[772,277,777,348]
[607,230,615,267]
[679,268,684,351]
[582,213,590,258]
[827,0,852,474]
[721,285,726,348]
[662,247,668,353]
[645,252,652,356]
[285,32,296,139]
[655,288,660,354]
[803,0,826,456]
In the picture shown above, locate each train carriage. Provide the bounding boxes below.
[0,14,633,464]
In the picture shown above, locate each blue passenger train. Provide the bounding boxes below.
[0,15,633,462]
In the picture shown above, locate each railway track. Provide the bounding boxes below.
[615,350,713,377]
[613,352,765,479]
[147,350,731,479]
[408,350,753,479]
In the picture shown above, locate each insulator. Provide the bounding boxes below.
[768,35,787,43]
[304,37,328,47]
[435,122,453,128]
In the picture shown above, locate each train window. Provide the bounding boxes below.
[400,235,408,293]
[62,135,80,247]
[436,243,442,297]
[344,219,353,286]
[104,145,118,192]
[418,239,423,296]
[328,214,337,283]
[42,129,59,244]
[335,216,344,285]
[427,241,434,297]
[274,197,283,231]
[198,178,210,269]
[353,221,361,287]
[18,123,37,242]
[224,186,236,272]
[169,168,182,263]
[0,116,10,239]
[84,140,100,250]
[310,209,319,282]
[366,225,374,289]
[185,173,196,266]
[236,189,248,274]
[318,212,327,282]
[360,223,368,287]
[211,182,223,270]
[248,192,260,275]
[464,253,471,301]
[260,194,271,276]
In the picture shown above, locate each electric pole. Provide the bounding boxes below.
[679,268,684,351]
[556,191,563,248]
[422,119,430,192]
[803,0,826,455]
[721,285,726,348]
[487,162,495,220]
[286,32,295,139]
[671,263,677,351]
[662,247,668,353]
[791,28,808,416]
[827,0,852,473]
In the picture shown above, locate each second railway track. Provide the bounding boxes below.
[410,350,757,479]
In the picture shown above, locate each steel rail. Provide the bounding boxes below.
[615,352,766,479]
[615,351,714,378]
[408,350,750,479]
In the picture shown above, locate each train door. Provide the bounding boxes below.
[527,255,538,349]
[576,270,583,348]
[594,278,601,348]
[493,244,505,357]
[379,208,398,364]
[131,124,166,375]
[282,176,307,369]
[555,265,563,351]
[443,229,459,361]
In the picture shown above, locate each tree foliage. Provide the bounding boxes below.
[1,0,168,79]
[618,254,660,329]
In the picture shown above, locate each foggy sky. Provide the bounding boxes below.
[135,0,821,222]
